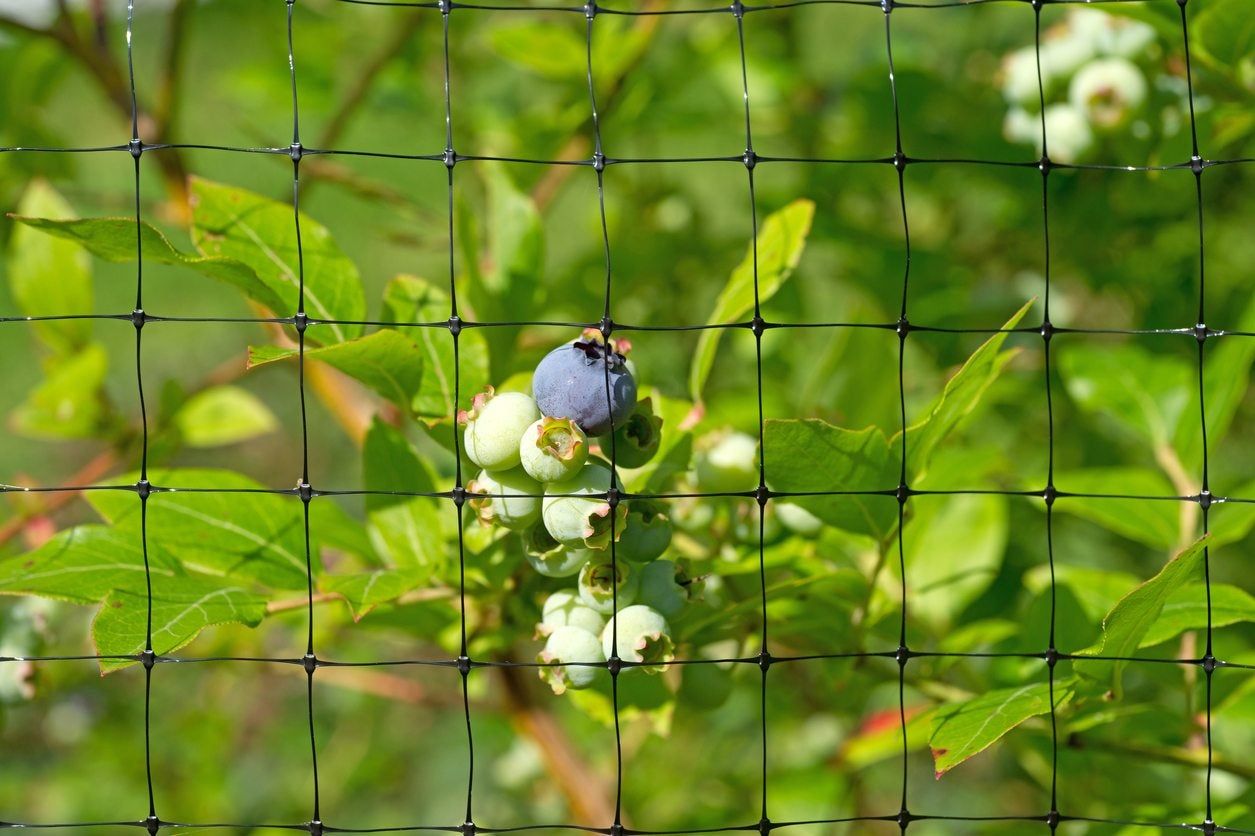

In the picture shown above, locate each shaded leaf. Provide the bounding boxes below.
[1194,0,1255,68]
[1074,536,1209,696]
[249,330,425,412]
[173,385,278,448]
[1053,468,1179,549]
[1140,583,1255,648]
[6,180,92,354]
[904,494,1008,625]
[9,343,109,439]
[1177,295,1255,464]
[363,419,447,572]
[931,680,1074,776]
[690,199,815,401]
[1059,341,1191,447]
[763,421,898,540]
[94,577,267,672]
[489,22,586,79]
[189,177,365,343]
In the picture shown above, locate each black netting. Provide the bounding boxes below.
[1,0,1252,834]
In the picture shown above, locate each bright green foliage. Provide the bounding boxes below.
[9,343,109,439]
[6,181,92,355]
[249,330,426,413]
[931,681,1075,777]
[690,199,815,401]
[172,385,278,448]
[1074,536,1210,696]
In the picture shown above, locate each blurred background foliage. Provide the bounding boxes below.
[0,0,1253,834]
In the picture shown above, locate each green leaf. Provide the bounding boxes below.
[1053,468,1179,549]
[690,199,814,401]
[189,176,366,343]
[930,680,1074,776]
[320,569,424,621]
[6,180,92,354]
[363,419,448,572]
[9,215,267,316]
[248,330,425,412]
[1194,0,1255,68]
[94,576,267,672]
[0,525,178,604]
[1177,296,1255,463]
[9,343,109,439]
[1140,583,1255,648]
[904,301,1031,481]
[87,469,312,590]
[380,274,490,419]
[763,421,898,540]
[1059,341,1192,448]
[1212,486,1255,546]
[488,22,586,79]
[1074,535,1210,696]
[173,385,278,448]
[904,494,1008,626]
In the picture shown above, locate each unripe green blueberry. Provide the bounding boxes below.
[678,659,733,710]
[523,524,592,577]
[637,559,693,618]
[1001,46,1042,107]
[1068,57,1146,131]
[609,397,662,469]
[467,467,541,531]
[542,462,627,550]
[776,502,823,537]
[537,626,604,694]
[539,590,606,637]
[460,387,541,471]
[602,605,674,672]
[617,501,672,564]
[519,416,588,484]
[694,430,758,493]
[578,559,640,614]
[1041,103,1093,164]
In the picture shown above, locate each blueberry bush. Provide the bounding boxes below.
[0,1,1253,834]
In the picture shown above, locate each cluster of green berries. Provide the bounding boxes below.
[458,330,694,696]
[999,9,1157,163]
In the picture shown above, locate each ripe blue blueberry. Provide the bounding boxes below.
[601,604,674,672]
[637,559,693,618]
[538,626,604,694]
[519,416,588,484]
[460,387,541,471]
[467,467,541,531]
[694,430,759,493]
[541,461,626,550]
[609,397,662,469]
[616,501,672,564]
[532,331,637,436]
[538,590,606,637]
[578,558,640,615]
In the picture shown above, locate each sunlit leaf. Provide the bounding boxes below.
[1074,535,1209,696]
[94,577,267,672]
[6,180,92,354]
[763,421,898,540]
[690,199,815,401]
[189,176,366,343]
[363,419,448,572]
[931,680,1074,776]
[173,385,278,448]
[0,525,177,604]
[248,329,425,412]
[321,569,425,621]
[1053,468,1179,549]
